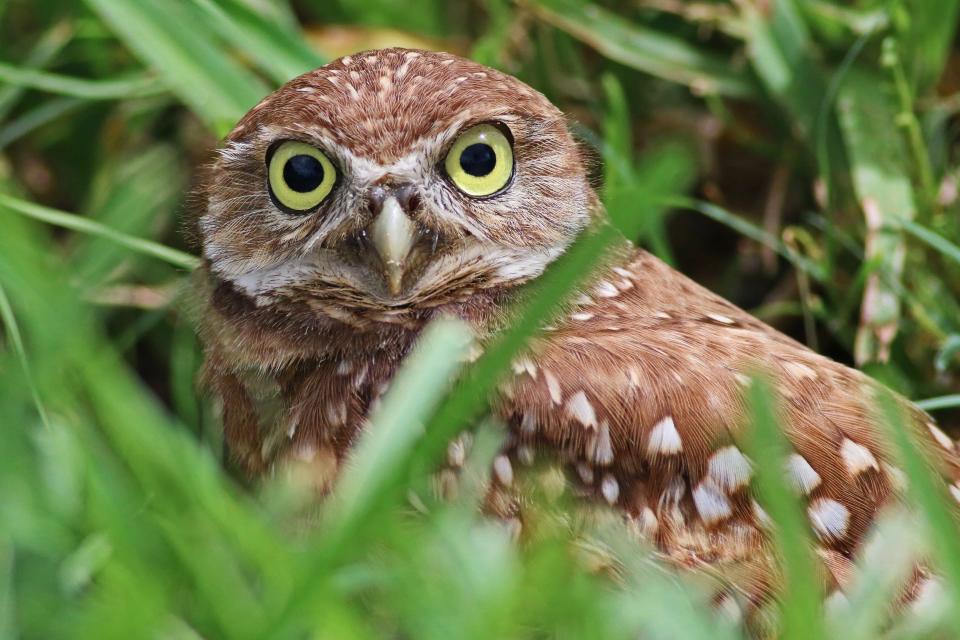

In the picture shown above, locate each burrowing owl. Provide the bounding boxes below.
[196,49,956,615]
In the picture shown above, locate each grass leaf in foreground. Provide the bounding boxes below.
[878,390,960,634]
[328,318,473,530]
[743,377,824,639]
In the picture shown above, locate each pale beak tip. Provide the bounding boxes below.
[369,195,417,296]
[385,264,404,296]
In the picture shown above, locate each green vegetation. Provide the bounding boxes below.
[1,0,959,637]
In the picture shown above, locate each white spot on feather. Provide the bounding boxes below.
[593,280,619,298]
[493,455,513,487]
[928,422,955,452]
[517,445,535,466]
[707,446,752,491]
[734,372,753,387]
[543,369,562,405]
[325,402,347,427]
[784,360,818,381]
[520,412,537,435]
[626,367,642,389]
[707,313,735,325]
[639,507,658,536]
[576,462,594,484]
[646,416,682,455]
[570,312,594,321]
[883,463,907,492]
[840,438,879,476]
[692,479,732,525]
[511,356,536,378]
[752,500,772,528]
[601,474,620,505]
[566,391,598,429]
[786,453,821,494]
[593,421,614,465]
[910,577,944,618]
[950,483,960,505]
[447,438,466,468]
[808,498,849,541]
[716,593,743,624]
[824,591,849,618]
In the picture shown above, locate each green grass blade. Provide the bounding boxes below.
[82,0,268,132]
[188,0,326,85]
[0,20,73,120]
[935,335,960,373]
[328,319,473,530]
[0,96,87,150]
[601,73,673,263]
[737,0,827,138]
[901,219,960,266]
[743,377,825,639]
[72,144,184,286]
[897,0,960,93]
[836,66,916,364]
[877,390,960,633]
[0,63,165,100]
[828,510,922,640]
[529,0,757,97]
[916,395,960,412]
[0,193,199,271]
[0,281,49,427]
[0,537,12,640]
[670,197,827,281]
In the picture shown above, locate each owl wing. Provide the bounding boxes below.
[493,249,959,577]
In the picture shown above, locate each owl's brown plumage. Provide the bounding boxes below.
[196,48,956,616]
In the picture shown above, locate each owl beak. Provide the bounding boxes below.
[368,195,417,296]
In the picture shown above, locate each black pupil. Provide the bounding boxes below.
[283,154,324,192]
[459,143,497,177]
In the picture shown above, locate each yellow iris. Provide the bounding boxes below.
[444,124,514,197]
[267,140,337,212]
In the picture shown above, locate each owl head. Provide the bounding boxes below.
[199,49,595,326]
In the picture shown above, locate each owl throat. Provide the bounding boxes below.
[205,266,519,474]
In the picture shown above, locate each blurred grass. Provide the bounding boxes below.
[1,0,960,638]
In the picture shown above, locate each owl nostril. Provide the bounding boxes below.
[394,184,420,214]
[367,185,387,216]
[367,183,419,217]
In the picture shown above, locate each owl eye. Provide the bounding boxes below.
[444,124,514,197]
[267,140,337,212]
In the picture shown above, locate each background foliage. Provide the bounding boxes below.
[1,0,960,638]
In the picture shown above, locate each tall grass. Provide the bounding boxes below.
[1,1,959,638]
